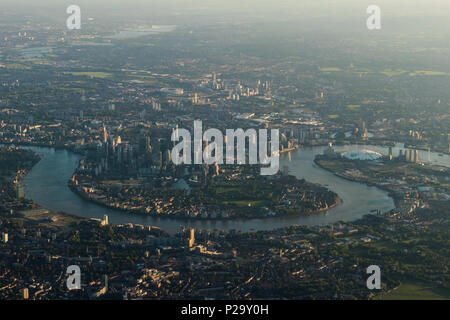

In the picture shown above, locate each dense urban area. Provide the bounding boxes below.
[0,1,449,300]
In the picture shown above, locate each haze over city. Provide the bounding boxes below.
[0,0,448,304]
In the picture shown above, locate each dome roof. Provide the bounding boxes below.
[342,149,382,160]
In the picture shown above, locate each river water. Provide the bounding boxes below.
[19,144,449,234]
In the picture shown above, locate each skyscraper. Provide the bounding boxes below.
[102,215,109,226]
[415,150,420,163]
[189,228,195,248]
[103,125,108,143]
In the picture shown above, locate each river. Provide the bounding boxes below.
[18,144,434,234]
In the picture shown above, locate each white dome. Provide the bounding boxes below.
[342,149,382,161]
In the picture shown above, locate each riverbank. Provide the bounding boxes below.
[68,176,342,222]
[314,157,399,207]
[18,145,395,234]
[302,138,450,157]
[0,144,41,191]
[0,140,86,156]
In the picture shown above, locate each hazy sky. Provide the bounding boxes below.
[3,0,450,17]
[2,0,450,34]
